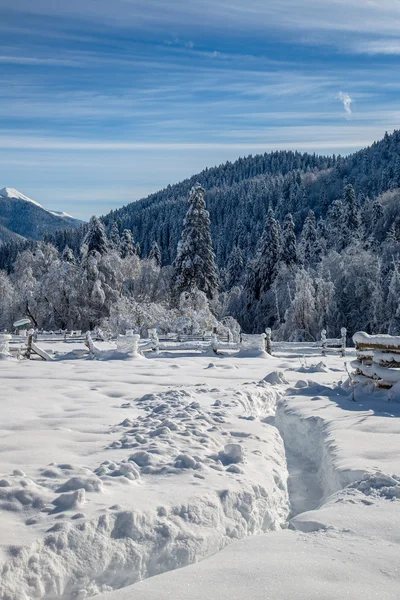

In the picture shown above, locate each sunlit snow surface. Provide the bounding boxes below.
[1,341,400,599]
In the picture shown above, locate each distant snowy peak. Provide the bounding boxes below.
[47,210,75,219]
[0,187,76,220]
[0,187,43,208]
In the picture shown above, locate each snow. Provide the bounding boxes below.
[47,210,75,219]
[353,331,400,348]
[0,187,44,208]
[1,340,400,599]
[0,187,77,220]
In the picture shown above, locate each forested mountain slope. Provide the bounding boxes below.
[40,130,400,268]
[0,188,82,245]
[2,130,400,339]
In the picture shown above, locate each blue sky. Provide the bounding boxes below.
[1,1,400,220]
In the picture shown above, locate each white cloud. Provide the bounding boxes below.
[337,92,353,117]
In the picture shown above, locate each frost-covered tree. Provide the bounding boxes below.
[148,241,162,267]
[226,246,244,288]
[343,184,360,243]
[249,207,281,300]
[281,213,297,267]
[83,216,109,256]
[62,245,75,264]
[387,264,400,334]
[300,210,320,266]
[0,271,15,330]
[109,223,121,250]
[120,229,135,259]
[282,269,317,341]
[172,184,219,300]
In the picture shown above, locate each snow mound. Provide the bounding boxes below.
[349,472,400,500]
[0,382,289,599]
[262,371,288,385]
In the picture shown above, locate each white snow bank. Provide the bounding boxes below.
[97,377,400,600]
[98,492,400,600]
[353,331,400,348]
[0,380,289,599]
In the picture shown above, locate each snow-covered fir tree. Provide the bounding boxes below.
[247,207,281,301]
[109,223,121,250]
[62,245,75,264]
[148,241,162,267]
[83,216,109,256]
[120,229,135,258]
[172,184,219,300]
[281,213,297,267]
[226,246,244,288]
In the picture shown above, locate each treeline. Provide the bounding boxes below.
[2,130,400,339]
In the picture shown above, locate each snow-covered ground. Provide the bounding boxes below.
[1,341,399,599]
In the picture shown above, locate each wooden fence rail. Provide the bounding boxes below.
[352,332,400,389]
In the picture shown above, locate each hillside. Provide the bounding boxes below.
[43,130,400,268]
[0,187,82,244]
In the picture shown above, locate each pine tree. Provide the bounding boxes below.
[281,213,297,267]
[343,184,360,239]
[148,241,162,267]
[61,245,75,264]
[172,184,219,299]
[250,207,281,300]
[109,223,121,251]
[226,246,244,288]
[120,229,135,259]
[327,199,345,250]
[300,210,320,266]
[83,216,109,256]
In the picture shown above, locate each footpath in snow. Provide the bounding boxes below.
[99,359,400,600]
[1,342,400,599]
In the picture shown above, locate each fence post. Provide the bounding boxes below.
[26,328,35,359]
[341,327,347,357]
[265,327,272,355]
[211,333,219,354]
[321,329,327,356]
[149,329,159,353]
[0,334,12,356]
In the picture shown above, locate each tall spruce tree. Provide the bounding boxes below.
[300,210,319,266]
[343,184,360,239]
[173,184,218,299]
[61,245,75,264]
[109,223,121,251]
[120,229,135,258]
[83,216,109,256]
[148,241,162,267]
[226,245,244,288]
[250,207,281,300]
[281,213,297,266]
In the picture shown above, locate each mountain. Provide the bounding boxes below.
[42,129,400,267]
[0,188,82,244]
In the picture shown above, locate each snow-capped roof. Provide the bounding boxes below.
[0,187,43,208]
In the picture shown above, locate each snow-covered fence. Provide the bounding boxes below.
[265,328,272,355]
[352,332,400,388]
[116,330,141,355]
[321,328,346,357]
[0,333,12,358]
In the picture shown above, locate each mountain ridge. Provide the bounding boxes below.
[0,187,82,244]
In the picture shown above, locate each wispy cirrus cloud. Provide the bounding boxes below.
[0,1,399,217]
[337,92,353,118]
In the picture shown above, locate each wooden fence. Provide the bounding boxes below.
[320,328,347,357]
[352,332,400,388]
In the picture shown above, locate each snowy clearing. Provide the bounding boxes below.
[1,341,400,599]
